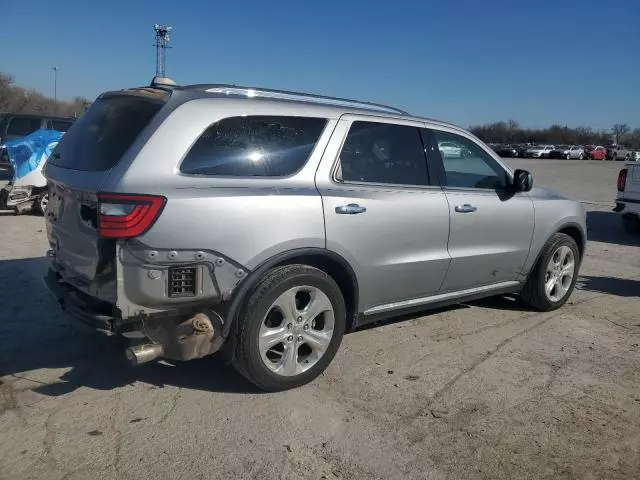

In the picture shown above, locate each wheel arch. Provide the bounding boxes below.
[222,248,360,341]
[525,221,586,280]
[557,223,586,259]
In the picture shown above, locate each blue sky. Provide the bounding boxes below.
[1,0,638,129]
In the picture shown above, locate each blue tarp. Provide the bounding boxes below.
[3,129,63,179]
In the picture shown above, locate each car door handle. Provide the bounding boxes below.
[335,203,367,215]
[454,204,477,213]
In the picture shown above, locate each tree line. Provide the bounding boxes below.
[2,71,638,148]
[0,72,91,118]
[469,120,640,148]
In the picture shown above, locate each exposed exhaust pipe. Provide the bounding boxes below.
[126,343,164,366]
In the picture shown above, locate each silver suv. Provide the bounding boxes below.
[43,81,586,391]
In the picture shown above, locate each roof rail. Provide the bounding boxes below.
[184,84,408,116]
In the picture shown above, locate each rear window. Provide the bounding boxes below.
[7,117,42,136]
[49,94,165,171]
[180,116,327,177]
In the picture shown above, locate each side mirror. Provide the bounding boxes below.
[513,169,533,192]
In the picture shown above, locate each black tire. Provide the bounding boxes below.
[622,214,640,234]
[521,233,580,312]
[232,264,346,391]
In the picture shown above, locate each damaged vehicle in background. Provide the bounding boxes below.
[0,113,73,166]
[0,129,64,214]
[42,80,587,391]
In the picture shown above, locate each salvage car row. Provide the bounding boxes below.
[490,143,640,161]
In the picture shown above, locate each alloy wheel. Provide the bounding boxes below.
[258,286,335,377]
[39,193,49,213]
[544,246,575,302]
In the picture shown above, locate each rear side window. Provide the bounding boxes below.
[49,95,164,171]
[336,121,429,186]
[7,117,42,136]
[180,116,327,177]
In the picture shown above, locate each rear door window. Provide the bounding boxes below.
[180,116,327,177]
[49,93,165,171]
[335,121,430,186]
[6,117,42,136]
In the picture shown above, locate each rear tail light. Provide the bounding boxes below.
[98,193,166,238]
[617,169,628,192]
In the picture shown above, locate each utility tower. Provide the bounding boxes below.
[153,24,173,77]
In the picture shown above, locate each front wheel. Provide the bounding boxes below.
[233,264,346,391]
[566,154,571,160]
[521,233,580,311]
[579,153,584,160]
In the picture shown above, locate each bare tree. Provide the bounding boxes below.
[612,124,630,145]
[0,71,92,118]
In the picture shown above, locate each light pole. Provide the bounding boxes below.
[52,66,58,103]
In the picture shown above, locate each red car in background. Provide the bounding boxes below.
[584,145,607,160]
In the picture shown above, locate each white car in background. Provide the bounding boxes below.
[526,145,555,158]
[438,141,463,158]
[615,162,640,233]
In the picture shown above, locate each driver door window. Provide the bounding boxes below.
[432,130,508,190]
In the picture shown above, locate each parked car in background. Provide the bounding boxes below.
[526,145,555,158]
[0,113,75,165]
[549,145,585,159]
[515,144,531,158]
[631,151,640,162]
[614,162,640,233]
[495,145,519,158]
[605,145,633,161]
[585,145,607,160]
[41,80,586,391]
[438,141,463,158]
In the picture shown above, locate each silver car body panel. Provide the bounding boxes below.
[316,114,451,312]
[43,85,587,325]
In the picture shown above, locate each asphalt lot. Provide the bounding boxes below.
[1,160,639,480]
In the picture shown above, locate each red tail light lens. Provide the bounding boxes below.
[617,169,627,192]
[98,193,166,238]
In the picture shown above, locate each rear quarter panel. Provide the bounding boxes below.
[101,98,340,270]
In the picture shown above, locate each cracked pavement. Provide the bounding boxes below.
[1,160,639,479]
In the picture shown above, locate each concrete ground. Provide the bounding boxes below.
[1,160,638,480]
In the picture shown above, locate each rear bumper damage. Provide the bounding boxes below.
[44,266,228,364]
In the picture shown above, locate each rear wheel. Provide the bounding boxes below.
[233,264,346,391]
[622,214,640,234]
[521,233,580,311]
[579,153,584,160]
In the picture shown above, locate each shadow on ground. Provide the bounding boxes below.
[0,257,261,396]
[577,275,639,297]
[2,255,635,399]
[586,210,640,247]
